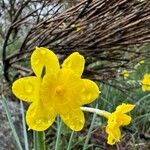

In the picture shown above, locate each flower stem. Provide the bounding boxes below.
[67,131,74,150]
[33,131,46,150]
[55,119,63,150]
[83,105,98,150]
[20,101,29,150]
[80,107,110,118]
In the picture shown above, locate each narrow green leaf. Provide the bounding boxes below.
[20,101,29,150]
[55,118,63,150]
[82,104,98,150]
[33,131,46,150]
[67,131,74,150]
[1,95,23,150]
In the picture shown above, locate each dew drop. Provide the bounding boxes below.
[19,94,23,98]
[70,122,76,129]
[75,118,83,126]
[87,94,91,100]
[25,83,33,93]
[70,119,82,130]
[65,61,71,67]
[47,119,52,124]
[41,49,46,55]
[82,93,91,100]
[34,59,40,65]
[35,119,42,125]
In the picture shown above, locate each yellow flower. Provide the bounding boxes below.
[106,103,135,145]
[71,24,81,32]
[122,69,129,79]
[139,60,144,64]
[141,74,150,91]
[12,47,100,131]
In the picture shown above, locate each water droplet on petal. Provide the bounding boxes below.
[87,94,91,100]
[47,119,52,124]
[35,119,42,125]
[19,94,23,98]
[69,122,75,129]
[74,118,83,129]
[25,82,33,93]
[41,49,46,55]
[82,93,91,100]
[34,59,40,65]
[65,61,71,68]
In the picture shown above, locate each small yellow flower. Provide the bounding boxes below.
[122,69,129,79]
[139,60,144,64]
[12,47,100,131]
[141,74,150,91]
[71,24,81,32]
[106,103,135,145]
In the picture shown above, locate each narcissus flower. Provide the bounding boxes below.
[122,69,129,79]
[12,47,100,131]
[106,103,135,145]
[141,74,150,91]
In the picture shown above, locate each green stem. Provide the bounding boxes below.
[34,131,46,150]
[82,105,98,150]
[80,106,110,118]
[55,119,63,150]
[20,101,29,150]
[67,131,74,150]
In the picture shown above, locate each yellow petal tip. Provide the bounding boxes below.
[28,128,31,131]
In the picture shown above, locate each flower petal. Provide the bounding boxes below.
[12,77,41,102]
[26,100,56,131]
[62,52,85,77]
[60,107,85,131]
[142,74,150,91]
[116,103,135,114]
[106,127,121,145]
[40,72,58,106]
[119,114,131,126]
[106,113,121,145]
[31,47,60,77]
[107,134,116,145]
[80,79,100,104]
